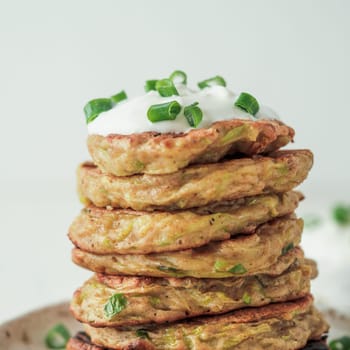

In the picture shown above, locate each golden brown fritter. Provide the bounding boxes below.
[69,191,302,255]
[71,217,303,278]
[70,260,314,327]
[87,119,294,176]
[67,333,329,350]
[77,150,313,211]
[69,296,328,350]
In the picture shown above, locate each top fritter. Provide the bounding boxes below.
[85,72,294,176]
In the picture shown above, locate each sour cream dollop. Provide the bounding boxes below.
[87,85,279,136]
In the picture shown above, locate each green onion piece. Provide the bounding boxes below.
[104,293,127,319]
[197,75,226,89]
[145,80,158,92]
[228,263,247,274]
[282,242,294,255]
[333,204,350,226]
[44,323,71,349]
[242,292,251,305]
[157,265,179,273]
[214,259,227,271]
[329,336,350,350]
[155,79,179,97]
[169,70,187,85]
[111,90,127,104]
[303,214,322,228]
[234,92,260,115]
[147,101,181,123]
[184,102,203,128]
[136,329,151,340]
[84,98,113,124]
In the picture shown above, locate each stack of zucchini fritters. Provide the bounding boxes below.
[67,118,329,349]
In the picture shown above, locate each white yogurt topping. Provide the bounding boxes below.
[87,84,279,135]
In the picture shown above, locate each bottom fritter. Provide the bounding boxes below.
[67,296,328,350]
[67,333,329,350]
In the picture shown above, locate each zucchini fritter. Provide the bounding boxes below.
[71,260,315,327]
[70,296,329,350]
[87,119,294,176]
[69,191,302,254]
[72,217,303,278]
[78,150,312,211]
[67,333,329,350]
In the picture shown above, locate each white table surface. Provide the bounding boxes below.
[0,179,349,324]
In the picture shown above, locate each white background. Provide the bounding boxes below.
[0,0,349,322]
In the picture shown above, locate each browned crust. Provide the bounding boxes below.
[67,333,151,350]
[77,150,313,211]
[175,294,315,325]
[67,332,150,350]
[220,294,313,322]
[67,333,106,350]
[87,119,294,176]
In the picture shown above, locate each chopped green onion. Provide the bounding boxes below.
[282,242,294,255]
[198,75,226,89]
[157,265,179,273]
[329,336,350,350]
[44,323,71,349]
[145,80,158,92]
[169,70,187,85]
[84,98,113,124]
[136,329,151,340]
[333,204,350,226]
[111,90,127,104]
[104,293,127,319]
[184,102,203,128]
[155,79,179,97]
[147,101,181,123]
[303,214,322,228]
[214,259,227,271]
[228,263,247,274]
[234,92,260,115]
[242,292,251,305]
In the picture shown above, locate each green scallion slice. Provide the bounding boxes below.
[184,102,203,128]
[169,70,187,85]
[234,92,260,115]
[111,90,127,104]
[84,98,113,124]
[157,265,180,273]
[333,204,350,226]
[145,80,158,92]
[329,336,350,350]
[155,79,179,97]
[104,293,127,319]
[136,329,151,340]
[198,75,226,89]
[282,242,294,255]
[303,214,322,228]
[228,263,247,274]
[214,259,227,271]
[242,292,251,305]
[44,323,71,349]
[147,101,181,123]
